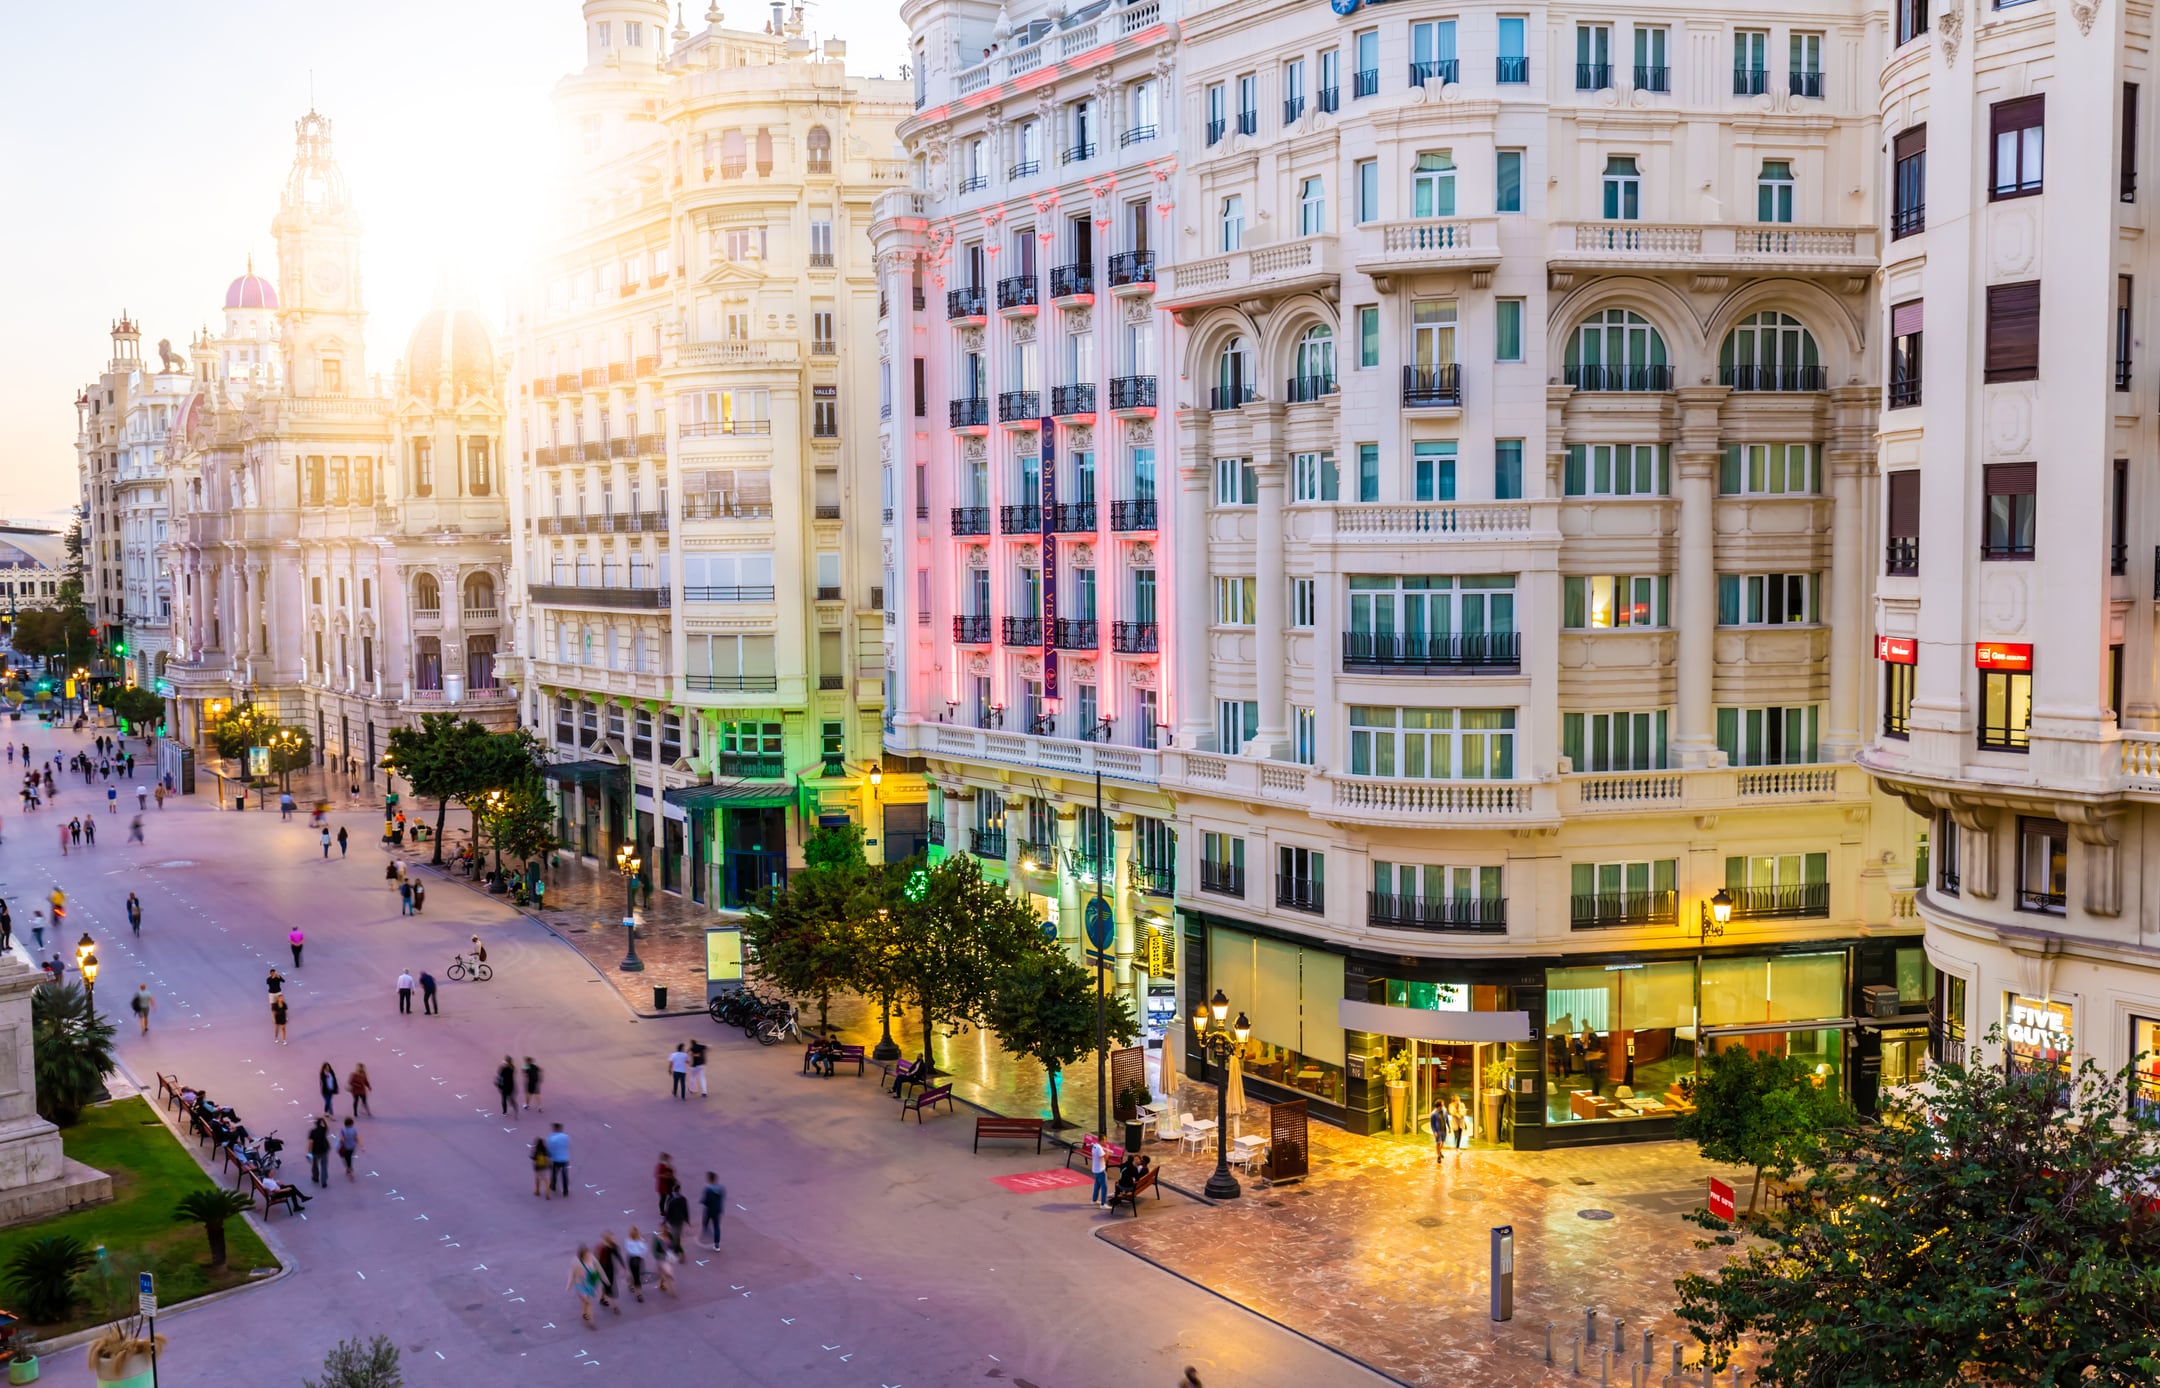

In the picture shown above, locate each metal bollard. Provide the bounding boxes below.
[1546,1323,1555,1364]
[1674,1344,1685,1374]
[1630,1361,1643,1388]
[1699,1358,1711,1388]
[1573,1337,1582,1376]
[1601,1348,1611,1387]
[1644,1330,1654,1364]
[1587,1308,1599,1346]
[1614,1321,1626,1359]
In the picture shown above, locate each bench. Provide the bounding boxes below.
[973,1116,1045,1153]
[801,1043,866,1077]
[156,1074,180,1110]
[1064,1140,1126,1171]
[1107,1167,1160,1215]
[243,1168,304,1218]
[900,1084,955,1122]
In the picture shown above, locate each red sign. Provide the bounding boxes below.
[1708,1178,1736,1222]
[1876,636,1916,665]
[1974,642,2033,672]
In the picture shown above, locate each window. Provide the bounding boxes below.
[1215,458,1256,505]
[1575,24,1611,90]
[1355,28,1379,96]
[1358,306,1380,367]
[1372,862,1501,924]
[1563,710,1669,771]
[1892,125,1926,238]
[1356,159,1379,223]
[1719,572,1818,626]
[1936,811,1961,896]
[1570,859,1677,926]
[1718,443,1819,495]
[1214,575,1257,625]
[1318,49,1341,110]
[1350,707,1516,779]
[1497,17,1527,82]
[1277,844,1325,912]
[1897,0,1929,45]
[1348,575,1517,664]
[1299,177,1326,235]
[1412,442,1455,501]
[1494,440,1523,499]
[2114,459,2131,574]
[1291,577,1316,628]
[1217,699,1258,753]
[2016,818,2067,914]
[1128,79,1160,142]
[1567,309,1668,391]
[1411,153,1456,218]
[1789,32,1822,97]
[1201,832,1246,895]
[1716,705,1821,766]
[1236,73,1258,134]
[1733,30,1768,95]
[1357,443,1379,501]
[1884,657,1915,739]
[1887,469,1920,573]
[1293,707,1317,765]
[2119,276,2135,390]
[1990,96,2044,199]
[2125,83,2140,202]
[1283,59,1306,123]
[1411,20,1457,86]
[1601,157,1640,220]
[1889,299,1923,407]
[1564,574,1670,629]
[1564,443,1668,497]
[1757,160,1794,223]
[1496,151,1523,212]
[1980,666,2033,751]
[1215,337,1250,407]
[1205,83,1226,144]
[1724,853,1829,919]
[1219,195,1245,252]
[1291,451,1339,501]
[1983,463,2036,559]
[1633,25,1668,90]
[1496,299,1524,361]
[1720,312,1819,391]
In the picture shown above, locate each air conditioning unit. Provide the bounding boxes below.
[1860,984,1902,1019]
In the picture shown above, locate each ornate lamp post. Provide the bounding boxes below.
[1192,987,1251,1201]
[616,843,644,972]
[76,932,99,1012]
[1699,886,1733,939]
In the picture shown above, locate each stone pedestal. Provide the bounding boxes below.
[0,951,110,1227]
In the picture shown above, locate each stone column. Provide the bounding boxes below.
[1823,386,1878,760]
[1110,812,1136,990]
[1249,405,1288,757]
[1671,387,1730,767]
[1174,408,1212,749]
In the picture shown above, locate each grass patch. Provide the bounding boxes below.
[0,1096,278,1336]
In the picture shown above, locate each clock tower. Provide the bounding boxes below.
[271,110,367,397]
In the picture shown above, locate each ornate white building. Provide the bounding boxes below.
[162,110,514,771]
[75,316,190,688]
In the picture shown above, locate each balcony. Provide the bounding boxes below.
[1000,503,1042,533]
[675,339,801,369]
[947,287,987,321]
[815,584,843,601]
[683,585,777,603]
[1549,221,1878,278]
[1285,375,1337,404]
[1887,373,1922,409]
[1562,363,1673,393]
[1200,861,1245,897]
[1356,218,1503,287]
[1050,263,1095,300]
[1283,94,1305,123]
[809,252,835,269]
[1886,537,1919,576]
[950,505,991,535]
[1342,630,1520,671]
[1131,862,1175,897]
[528,584,671,610]
[1559,765,1861,818]
[1313,500,1539,543]
[1053,618,1098,650]
[1318,85,1340,112]
[1570,891,1679,929]
[681,497,773,521]
[1161,237,1340,316]
[1369,893,1507,934]
[1206,117,1225,146]
[1108,375,1157,412]
[1050,383,1096,417]
[686,675,779,693]
[1275,874,1324,914]
[1497,56,1529,83]
[1401,364,1464,408]
[970,828,1008,860]
[1355,67,1379,97]
[1119,124,1156,147]
[1209,384,1256,412]
[719,156,748,178]
[1110,499,1157,532]
[714,753,786,779]
[997,390,1040,423]
[1729,883,1830,921]
[959,174,988,194]
[1734,66,1768,96]
[1002,616,1043,645]
[927,820,945,847]
[1112,620,1159,653]
[949,397,990,430]
[1107,251,1155,291]
[679,419,772,438]
[884,717,1166,786]
[1014,839,1057,871]
[814,504,842,521]
[1634,64,1669,92]
[996,275,1039,312]
[953,615,992,644]
[554,373,579,393]
[808,156,833,175]
[1721,364,1827,392]
[1050,501,1097,532]
[1575,62,1612,90]
[1790,70,1824,98]
[812,339,836,356]
[1236,109,1258,136]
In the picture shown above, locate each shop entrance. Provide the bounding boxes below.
[1387,1038,1511,1148]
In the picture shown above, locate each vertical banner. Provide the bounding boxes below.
[1040,418,1059,700]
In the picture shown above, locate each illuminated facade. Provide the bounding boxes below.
[75,316,190,688]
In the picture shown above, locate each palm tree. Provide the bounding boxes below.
[173,1188,255,1271]
[30,980,114,1126]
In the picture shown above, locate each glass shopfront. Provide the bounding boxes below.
[1365,978,1516,1148]
[2133,1017,2160,1121]
[1209,926,1345,1105]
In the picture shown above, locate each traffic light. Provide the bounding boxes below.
[112,641,126,655]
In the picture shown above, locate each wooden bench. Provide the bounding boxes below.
[243,1168,304,1218]
[972,1116,1045,1153]
[1064,1140,1126,1170]
[900,1083,954,1122]
[801,1043,866,1077]
[885,1058,924,1097]
[1108,1167,1160,1215]
[156,1074,180,1110]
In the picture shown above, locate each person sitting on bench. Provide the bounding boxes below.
[1113,1153,1142,1199]
[809,1036,839,1077]
[893,1055,928,1099]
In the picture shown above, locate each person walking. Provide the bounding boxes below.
[1086,1134,1110,1207]
[667,1043,689,1100]
[306,1117,332,1188]
[688,1038,708,1098]
[130,985,154,1035]
[568,1246,601,1327]
[288,927,305,968]
[348,1063,372,1117]
[136,786,146,811]
[545,1123,571,1197]
[396,969,414,1015]
[411,880,426,914]
[496,1057,518,1115]
[522,1056,543,1111]
[318,1062,340,1114]
[1447,1095,1473,1156]
[320,826,332,859]
[398,880,414,915]
[623,1227,648,1304]
[419,969,438,1015]
[662,1183,690,1251]
[336,1116,361,1180]
[266,966,285,1003]
[271,995,290,1045]
[699,1172,726,1250]
[653,1153,676,1218]
[531,1137,552,1198]
[652,1224,678,1297]
[279,791,294,821]
[124,893,141,937]
[1,900,15,952]
[81,816,94,847]
[153,784,165,810]
[594,1233,622,1314]
[336,825,348,857]
[127,814,143,844]
[1429,1100,1447,1165]
[105,785,116,814]
[57,821,67,856]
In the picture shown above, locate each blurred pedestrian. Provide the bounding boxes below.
[532,1136,552,1198]
[397,969,414,1014]
[689,1038,708,1097]
[653,1152,676,1218]
[420,969,438,1015]
[336,1116,361,1179]
[319,1062,339,1114]
[348,1063,372,1117]
[496,1056,518,1114]
[523,1056,544,1111]
[623,1227,648,1303]
[306,1117,332,1187]
[546,1123,571,1195]
[320,826,332,858]
[411,880,427,914]
[271,995,290,1045]
[700,1171,726,1249]
[668,1043,688,1099]
[130,985,154,1034]
[595,1233,622,1314]
[568,1246,599,1326]
[125,893,141,937]
[289,927,305,967]
[336,825,348,856]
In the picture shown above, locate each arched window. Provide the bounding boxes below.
[1219,195,1245,252]
[1565,309,1669,392]
[1413,152,1457,218]
[463,572,496,616]
[807,126,832,172]
[413,572,440,616]
[1214,336,1251,410]
[1294,326,1335,395]
[1721,312,1821,392]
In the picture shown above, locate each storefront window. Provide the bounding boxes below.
[1879,1026,1929,1087]
[1709,1027,1844,1092]
[1210,926,1345,1106]
[1701,952,1845,1026]
[1362,978,1517,1146]
[2131,1017,2160,1121]
[1545,961,1697,1124]
[2004,994,2073,1086]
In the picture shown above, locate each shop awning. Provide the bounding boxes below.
[1338,998,1533,1044]
[662,783,795,810]
[544,760,628,788]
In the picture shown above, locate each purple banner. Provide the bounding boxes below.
[1040,420,1057,701]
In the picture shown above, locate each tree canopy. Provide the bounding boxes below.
[887,853,1042,1070]
[984,945,1137,1128]
[1674,1043,1851,1212]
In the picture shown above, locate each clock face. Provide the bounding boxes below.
[310,261,346,297]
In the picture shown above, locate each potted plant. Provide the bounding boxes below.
[1115,1082,1151,1151]
[8,1331,38,1384]
[1482,1055,1515,1140]
[1378,1053,1411,1134]
[85,1317,163,1388]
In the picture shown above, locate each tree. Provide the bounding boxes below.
[888,854,1043,1072]
[173,1187,255,1271]
[475,778,557,873]
[3,1235,92,1324]
[743,826,876,1036]
[985,946,1138,1128]
[30,980,115,1126]
[385,713,494,864]
[1677,1039,2160,1386]
[110,686,165,732]
[304,1335,404,1388]
[1674,1044,1851,1213]
[207,703,278,761]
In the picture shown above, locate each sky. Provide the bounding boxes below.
[0,0,910,524]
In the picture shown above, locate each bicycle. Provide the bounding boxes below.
[752,1004,800,1046]
[445,953,493,982]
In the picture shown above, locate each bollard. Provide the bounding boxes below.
[1614,1321,1626,1359]
[1700,1358,1711,1388]
[1674,1344,1685,1374]
[1573,1337,1582,1376]
[1630,1361,1643,1388]
[1587,1308,1599,1346]
[1644,1330,1654,1364]
[1601,1348,1611,1387]
[1546,1323,1555,1364]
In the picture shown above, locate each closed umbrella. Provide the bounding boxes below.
[1226,1049,1250,1132]
[1157,1036,1180,1109]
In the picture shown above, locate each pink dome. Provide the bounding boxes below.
[225,269,278,310]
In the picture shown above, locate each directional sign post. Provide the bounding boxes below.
[139,1271,160,1388]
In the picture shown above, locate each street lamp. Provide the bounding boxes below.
[616,844,645,972]
[1700,887,1733,940]
[273,730,299,795]
[75,933,98,1011]
[1192,988,1251,1201]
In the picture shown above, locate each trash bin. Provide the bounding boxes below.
[653,985,668,1011]
[234,791,246,812]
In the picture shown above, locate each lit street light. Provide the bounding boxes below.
[1192,988,1251,1201]
[616,844,644,972]
[75,933,99,1012]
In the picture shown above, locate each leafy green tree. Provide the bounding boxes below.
[385,713,494,864]
[1674,1043,1850,1213]
[207,703,279,761]
[888,854,1043,1072]
[173,1188,255,1271]
[30,980,115,1126]
[803,822,867,871]
[3,1235,92,1323]
[985,946,1138,1128]
[1678,1039,2160,1386]
[743,826,875,1036]
[304,1335,404,1388]
[110,686,165,732]
[456,730,549,871]
[475,778,557,874]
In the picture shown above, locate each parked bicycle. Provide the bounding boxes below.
[446,953,493,982]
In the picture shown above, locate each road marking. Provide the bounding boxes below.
[357,1272,366,1280]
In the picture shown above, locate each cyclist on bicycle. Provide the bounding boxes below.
[470,935,488,965]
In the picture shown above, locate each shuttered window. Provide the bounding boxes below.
[1984,282,2041,383]
[1990,96,2044,199]
[1984,462,2037,496]
[1892,125,1926,237]
[2125,84,2141,203]
[1889,300,1923,407]
[1887,472,1919,538]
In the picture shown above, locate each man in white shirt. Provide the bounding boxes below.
[397,969,415,1015]
[668,1043,689,1100]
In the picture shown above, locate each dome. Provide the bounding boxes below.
[406,305,498,395]
[225,266,278,310]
